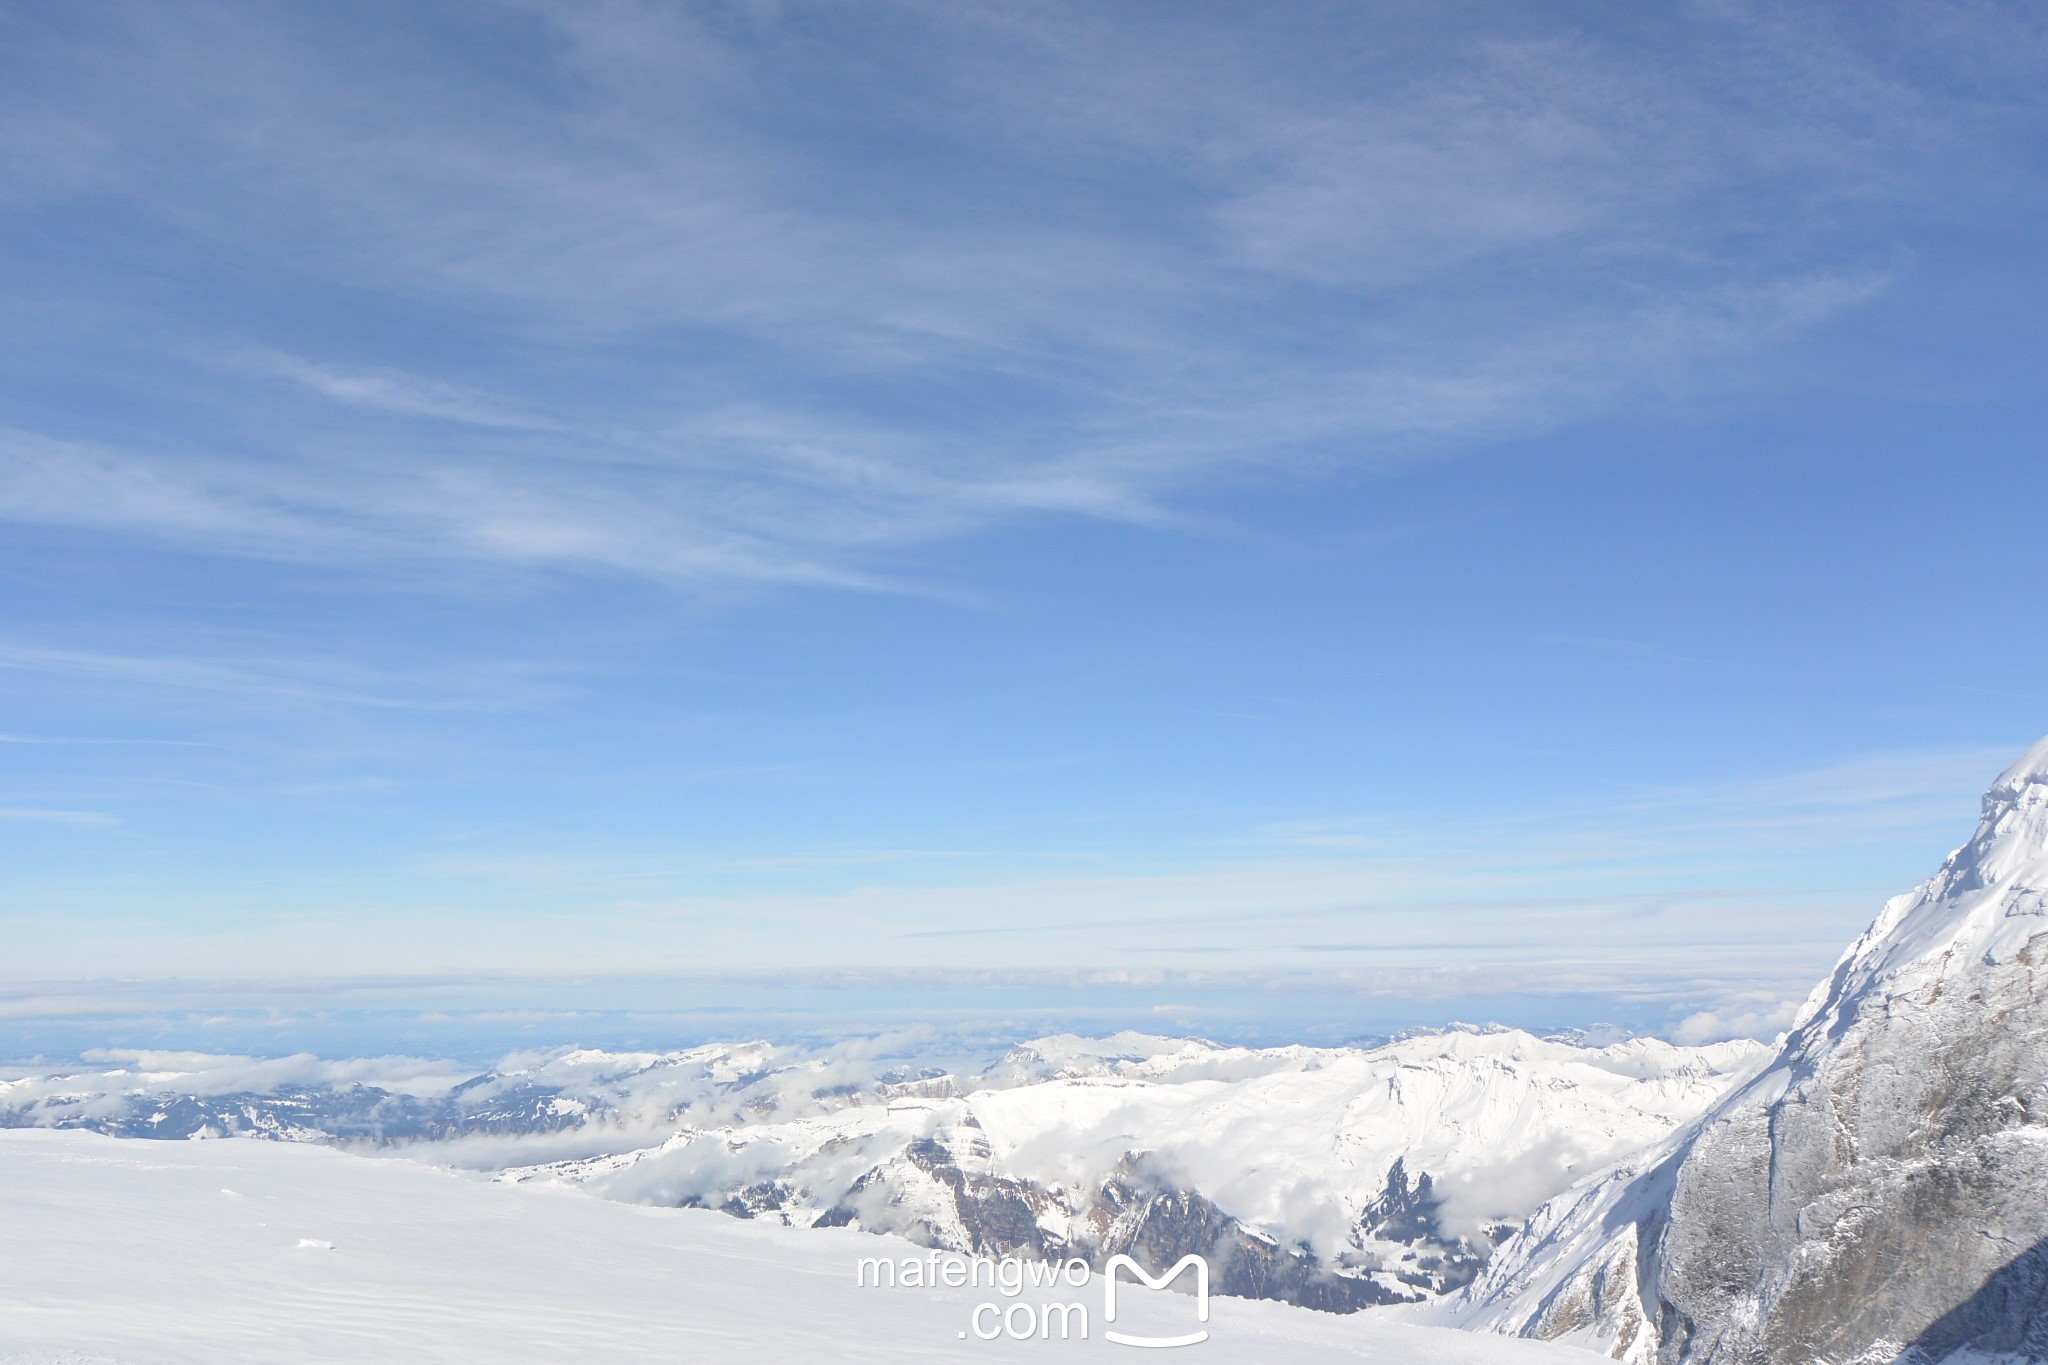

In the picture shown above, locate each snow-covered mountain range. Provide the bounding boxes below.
[0,1026,1766,1312]
[1431,736,2048,1363]
[516,1028,1766,1308]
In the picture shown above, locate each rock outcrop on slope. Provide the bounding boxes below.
[1442,737,2048,1364]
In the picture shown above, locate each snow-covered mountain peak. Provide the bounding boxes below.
[1444,735,2048,1364]
[1997,731,2048,785]
[978,1032,1230,1087]
[1787,732,2048,1042]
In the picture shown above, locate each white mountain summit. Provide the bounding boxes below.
[1433,736,2048,1364]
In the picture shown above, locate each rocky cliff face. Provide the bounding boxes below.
[601,1106,1487,1308]
[1445,737,2048,1364]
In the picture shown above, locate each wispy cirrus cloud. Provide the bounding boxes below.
[231,350,557,431]
[0,638,541,712]
[0,4,2041,1013]
[0,807,118,829]
[0,1,2020,590]
[1254,745,2016,879]
[0,733,207,747]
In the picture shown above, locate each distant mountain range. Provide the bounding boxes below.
[0,1025,1763,1312]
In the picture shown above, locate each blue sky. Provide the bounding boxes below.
[3,2,2046,1047]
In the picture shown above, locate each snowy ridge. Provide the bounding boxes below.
[1792,734,2048,1028]
[1434,735,2048,1364]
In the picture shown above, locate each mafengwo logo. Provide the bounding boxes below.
[855,1251,1211,1346]
[1103,1254,1209,1348]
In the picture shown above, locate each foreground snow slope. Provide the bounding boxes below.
[0,1129,1602,1364]
[1434,736,2048,1364]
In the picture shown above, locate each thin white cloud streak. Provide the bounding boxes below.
[0,733,208,747]
[0,807,118,829]
[0,280,1881,589]
[0,2,2019,588]
[1248,744,2016,897]
[1,741,2012,985]
[361,742,2011,987]
[231,350,557,431]
[0,638,543,713]
[1616,746,2023,817]
[0,424,983,590]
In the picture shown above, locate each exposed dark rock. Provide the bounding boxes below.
[1358,1157,1490,1292]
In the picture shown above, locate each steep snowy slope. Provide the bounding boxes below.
[0,1128,1605,1364]
[1437,737,2048,1364]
